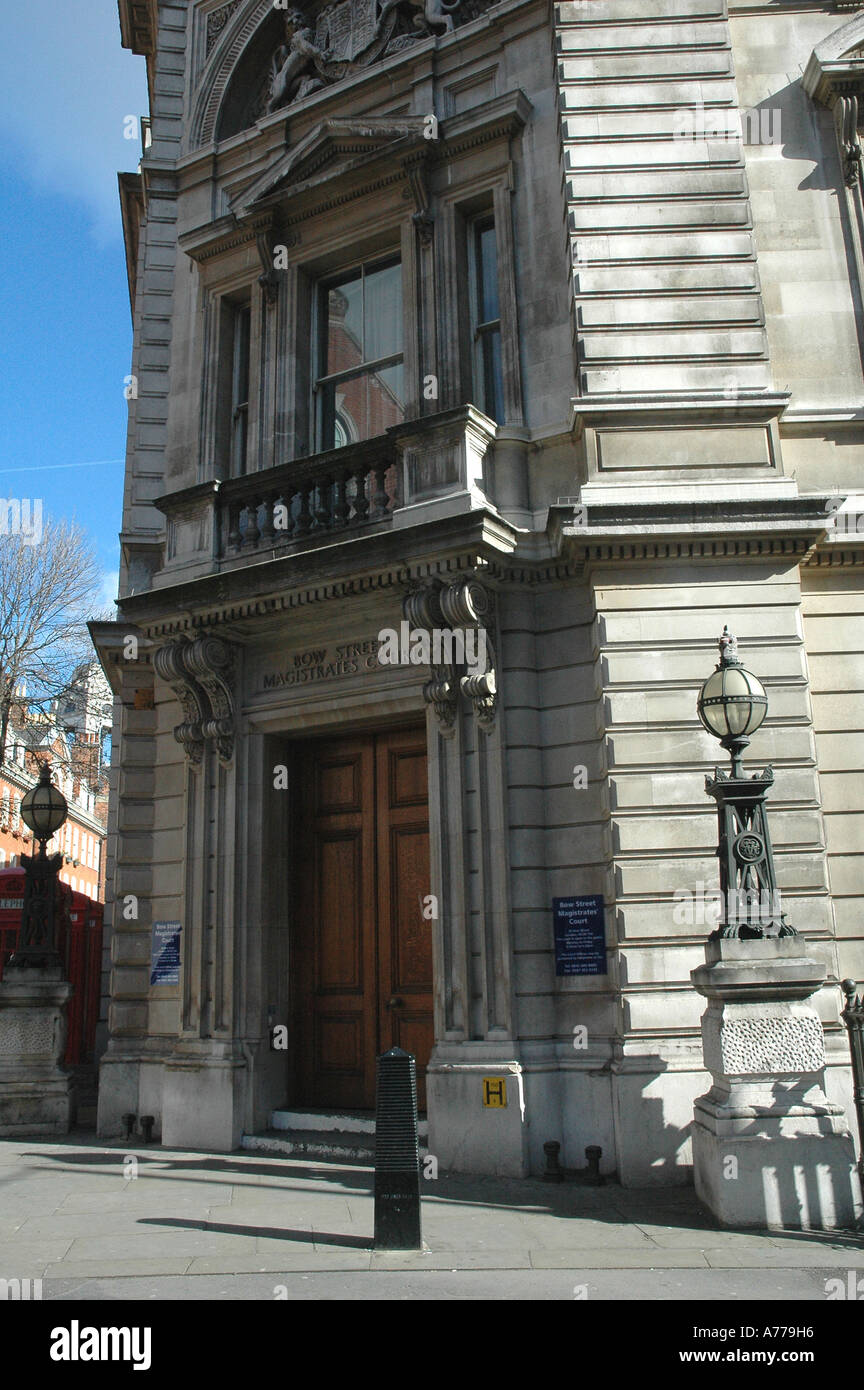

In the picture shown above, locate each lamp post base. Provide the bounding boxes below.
[0,962,72,1138]
[691,939,863,1231]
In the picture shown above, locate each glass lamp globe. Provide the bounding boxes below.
[20,764,68,842]
[697,627,768,744]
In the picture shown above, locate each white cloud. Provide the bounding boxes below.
[2,3,150,243]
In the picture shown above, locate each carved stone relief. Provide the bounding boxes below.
[207,0,243,56]
[241,0,498,124]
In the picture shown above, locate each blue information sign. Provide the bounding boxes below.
[150,921,182,986]
[553,896,607,976]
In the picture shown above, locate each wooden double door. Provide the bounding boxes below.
[293,726,433,1110]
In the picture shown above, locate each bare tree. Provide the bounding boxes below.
[0,516,103,761]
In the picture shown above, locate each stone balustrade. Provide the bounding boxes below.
[220,444,399,558]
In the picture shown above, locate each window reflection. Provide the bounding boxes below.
[317,256,404,450]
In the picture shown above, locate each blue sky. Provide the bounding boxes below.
[0,3,149,611]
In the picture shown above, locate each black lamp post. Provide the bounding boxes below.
[9,763,69,967]
[697,628,794,940]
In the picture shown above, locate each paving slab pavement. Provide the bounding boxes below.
[1,1134,862,1300]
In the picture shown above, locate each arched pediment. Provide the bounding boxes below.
[191,0,500,151]
[191,0,278,150]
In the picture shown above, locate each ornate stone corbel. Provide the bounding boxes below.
[153,642,208,765]
[440,578,498,732]
[835,93,863,186]
[183,636,237,766]
[154,635,238,767]
[405,580,458,736]
[405,575,498,733]
[404,155,434,248]
[256,229,280,305]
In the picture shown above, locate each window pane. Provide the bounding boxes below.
[319,379,355,452]
[319,363,404,450]
[363,260,402,363]
[481,328,504,424]
[477,223,499,324]
[234,307,250,406]
[368,361,404,435]
[325,273,363,377]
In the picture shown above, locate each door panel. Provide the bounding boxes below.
[296,738,377,1108]
[295,727,432,1110]
[376,730,433,1109]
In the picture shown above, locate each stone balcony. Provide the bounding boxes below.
[150,405,497,589]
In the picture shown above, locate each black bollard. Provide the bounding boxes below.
[122,1113,136,1140]
[373,1047,422,1250]
[585,1144,605,1186]
[542,1140,565,1182]
[140,1115,155,1145]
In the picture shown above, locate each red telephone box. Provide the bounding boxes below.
[0,866,103,1064]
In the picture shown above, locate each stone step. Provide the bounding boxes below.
[269,1108,428,1140]
[242,1129,429,1165]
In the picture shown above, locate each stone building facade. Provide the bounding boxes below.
[93,0,864,1182]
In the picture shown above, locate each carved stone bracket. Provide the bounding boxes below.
[404,154,434,247]
[154,635,238,766]
[836,93,863,185]
[255,229,280,305]
[404,576,498,734]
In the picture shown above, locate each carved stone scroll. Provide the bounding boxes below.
[154,635,238,766]
[405,575,498,733]
[835,93,862,186]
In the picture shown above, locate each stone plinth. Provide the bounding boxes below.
[691,938,862,1231]
[0,963,72,1137]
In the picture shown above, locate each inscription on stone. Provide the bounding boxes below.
[261,638,382,691]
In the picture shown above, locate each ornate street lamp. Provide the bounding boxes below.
[697,628,794,940]
[697,627,767,778]
[9,763,69,967]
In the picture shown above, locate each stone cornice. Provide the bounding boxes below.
[118,172,145,318]
[119,0,157,57]
[549,495,840,568]
[803,541,864,567]
[179,210,275,264]
[115,511,521,638]
[571,391,791,433]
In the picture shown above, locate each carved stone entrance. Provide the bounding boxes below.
[292,725,433,1110]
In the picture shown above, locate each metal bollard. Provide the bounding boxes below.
[584,1145,605,1186]
[140,1115,155,1145]
[373,1047,422,1250]
[542,1140,565,1183]
[122,1113,136,1140]
[841,980,864,1177]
